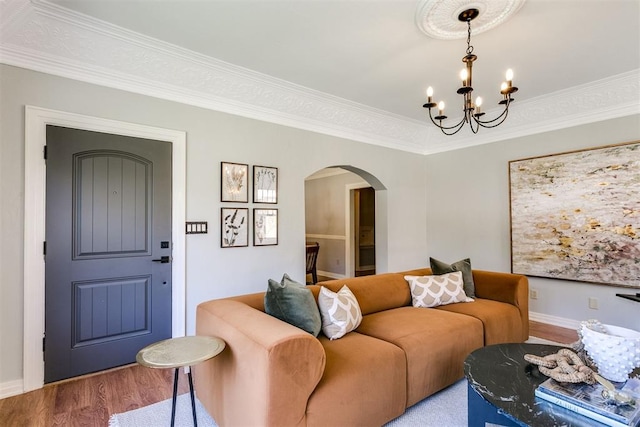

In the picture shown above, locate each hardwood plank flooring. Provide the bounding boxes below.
[0,321,577,426]
[0,364,188,427]
[529,320,579,344]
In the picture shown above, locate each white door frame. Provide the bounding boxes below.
[23,106,187,392]
[345,182,370,277]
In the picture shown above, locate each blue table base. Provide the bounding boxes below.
[468,381,521,427]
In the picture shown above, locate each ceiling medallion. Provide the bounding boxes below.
[415,0,526,40]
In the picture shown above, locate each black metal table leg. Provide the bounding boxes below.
[171,368,179,427]
[188,368,198,427]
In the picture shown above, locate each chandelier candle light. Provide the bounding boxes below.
[423,8,518,135]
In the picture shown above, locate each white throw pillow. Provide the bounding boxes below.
[317,285,363,340]
[404,271,473,308]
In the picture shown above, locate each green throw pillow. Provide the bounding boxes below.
[429,257,475,298]
[264,274,322,337]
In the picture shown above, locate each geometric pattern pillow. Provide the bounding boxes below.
[404,272,473,308]
[317,285,362,340]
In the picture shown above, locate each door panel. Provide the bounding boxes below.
[74,151,151,258]
[45,125,172,383]
[74,276,150,346]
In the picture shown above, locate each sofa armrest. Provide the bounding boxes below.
[194,299,326,427]
[472,270,529,340]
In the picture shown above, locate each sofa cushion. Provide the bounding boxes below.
[306,332,407,427]
[405,271,472,308]
[318,285,362,339]
[430,257,476,297]
[308,273,412,315]
[435,298,524,345]
[264,274,322,336]
[356,307,484,406]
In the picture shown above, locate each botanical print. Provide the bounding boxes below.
[254,209,278,246]
[254,166,277,204]
[510,142,640,288]
[221,162,248,202]
[221,208,248,247]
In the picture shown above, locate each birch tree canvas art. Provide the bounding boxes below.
[509,142,640,288]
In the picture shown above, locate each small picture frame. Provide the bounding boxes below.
[221,208,249,248]
[253,165,278,204]
[254,208,278,246]
[221,162,248,202]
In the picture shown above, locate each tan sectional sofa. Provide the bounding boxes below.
[194,268,529,426]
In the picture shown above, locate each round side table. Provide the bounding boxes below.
[137,335,225,427]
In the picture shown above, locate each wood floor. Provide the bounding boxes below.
[0,321,578,426]
[0,364,189,427]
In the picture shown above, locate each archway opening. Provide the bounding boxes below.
[304,166,387,283]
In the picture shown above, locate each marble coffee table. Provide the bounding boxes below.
[464,342,614,427]
[137,335,225,427]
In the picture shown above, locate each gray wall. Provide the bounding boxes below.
[0,65,428,385]
[425,114,640,331]
[2,62,639,390]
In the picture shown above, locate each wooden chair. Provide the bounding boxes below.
[305,242,320,285]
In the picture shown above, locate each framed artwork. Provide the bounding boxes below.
[221,162,248,202]
[221,208,248,248]
[253,165,278,204]
[509,141,640,288]
[254,208,278,246]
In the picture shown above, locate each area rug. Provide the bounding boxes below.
[109,337,565,427]
[108,394,216,427]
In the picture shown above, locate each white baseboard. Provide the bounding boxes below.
[529,311,581,331]
[317,270,346,280]
[0,379,24,399]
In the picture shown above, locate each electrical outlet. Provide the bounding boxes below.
[589,297,598,310]
[530,289,538,300]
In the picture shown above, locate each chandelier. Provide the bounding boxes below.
[422,8,518,135]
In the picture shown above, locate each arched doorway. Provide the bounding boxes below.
[304,166,387,282]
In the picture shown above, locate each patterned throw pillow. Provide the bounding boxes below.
[317,285,363,340]
[404,271,473,308]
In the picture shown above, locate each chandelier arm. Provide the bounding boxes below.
[468,113,481,134]
[476,108,507,125]
[475,104,511,128]
[427,108,466,131]
[439,119,467,136]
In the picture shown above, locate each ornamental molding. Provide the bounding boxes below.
[415,0,527,40]
[1,0,638,155]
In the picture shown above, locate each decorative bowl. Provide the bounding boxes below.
[580,320,640,383]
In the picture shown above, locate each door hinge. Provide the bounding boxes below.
[43,241,46,256]
[42,335,46,358]
[43,145,47,160]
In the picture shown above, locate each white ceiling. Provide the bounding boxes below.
[2,0,639,153]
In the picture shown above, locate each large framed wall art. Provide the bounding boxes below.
[509,141,640,288]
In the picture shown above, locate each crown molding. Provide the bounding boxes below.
[1,0,638,156]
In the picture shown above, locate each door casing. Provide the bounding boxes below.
[24,106,186,392]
